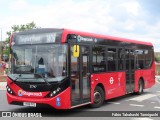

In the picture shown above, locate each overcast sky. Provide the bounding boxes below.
[0,0,160,51]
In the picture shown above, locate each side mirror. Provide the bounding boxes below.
[73,45,80,58]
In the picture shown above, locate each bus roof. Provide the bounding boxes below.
[62,28,153,46]
[11,28,153,46]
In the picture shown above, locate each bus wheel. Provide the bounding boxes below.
[136,80,144,95]
[90,86,104,108]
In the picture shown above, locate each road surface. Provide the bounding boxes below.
[0,80,160,120]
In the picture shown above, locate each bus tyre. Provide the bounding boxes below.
[136,80,144,95]
[91,86,104,108]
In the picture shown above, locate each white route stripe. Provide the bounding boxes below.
[154,106,160,109]
[144,89,149,91]
[131,118,153,120]
[129,94,157,102]
[130,104,144,107]
[151,102,156,103]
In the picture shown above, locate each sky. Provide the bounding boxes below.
[0,0,160,51]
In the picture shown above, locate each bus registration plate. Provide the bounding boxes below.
[23,102,36,107]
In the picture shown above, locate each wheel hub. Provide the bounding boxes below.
[139,83,142,92]
[94,91,101,103]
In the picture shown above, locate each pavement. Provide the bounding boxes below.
[0,82,7,90]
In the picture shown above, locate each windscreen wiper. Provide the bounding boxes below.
[34,73,51,86]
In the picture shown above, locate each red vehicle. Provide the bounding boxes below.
[7,28,155,109]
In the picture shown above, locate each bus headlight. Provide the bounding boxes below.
[6,85,15,95]
[46,87,61,98]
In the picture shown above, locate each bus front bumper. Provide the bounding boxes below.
[7,87,71,109]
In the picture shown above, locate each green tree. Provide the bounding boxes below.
[3,21,39,61]
[155,56,160,63]
[5,21,38,43]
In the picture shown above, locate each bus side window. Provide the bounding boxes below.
[107,48,116,72]
[118,48,124,71]
[130,50,135,70]
[144,50,153,68]
[135,50,145,69]
[92,46,106,73]
[125,49,129,70]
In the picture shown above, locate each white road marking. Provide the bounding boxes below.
[129,94,157,102]
[108,102,120,104]
[154,106,160,109]
[144,89,149,91]
[131,118,153,120]
[130,104,144,107]
[151,102,156,103]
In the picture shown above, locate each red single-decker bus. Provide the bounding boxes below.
[6,28,155,109]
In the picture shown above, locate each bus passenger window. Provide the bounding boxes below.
[92,46,106,73]
[135,50,144,69]
[144,50,153,68]
[107,48,116,71]
[118,48,124,71]
[130,50,135,70]
[125,50,129,70]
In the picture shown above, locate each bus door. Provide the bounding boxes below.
[70,45,91,106]
[125,49,135,93]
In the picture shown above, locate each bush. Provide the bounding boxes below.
[155,57,160,63]
[156,64,160,75]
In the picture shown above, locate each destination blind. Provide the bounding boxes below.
[13,32,61,45]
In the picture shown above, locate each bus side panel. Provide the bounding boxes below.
[134,69,155,92]
[91,72,126,100]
